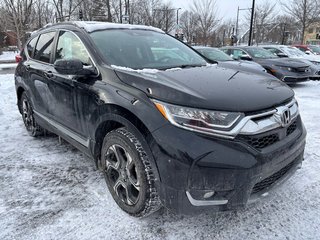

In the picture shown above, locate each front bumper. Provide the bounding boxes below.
[150,116,306,214]
[282,76,309,83]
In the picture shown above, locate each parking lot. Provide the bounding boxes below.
[0,72,319,240]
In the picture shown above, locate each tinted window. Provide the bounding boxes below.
[55,31,92,66]
[230,49,247,60]
[309,45,320,53]
[245,48,278,59]
[198,48,233,61]
[90,30,207,70]
[34,32,55,63]
[26,37,38,58]
[264,47,282,55]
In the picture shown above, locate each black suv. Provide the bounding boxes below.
[15,22,306,217]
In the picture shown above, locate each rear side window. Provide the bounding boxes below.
[26,37,38,58]
[230,49,246,60]
[265,48,281,55]
[34,32,56,63]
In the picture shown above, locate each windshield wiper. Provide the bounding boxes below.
[159,64,207,70]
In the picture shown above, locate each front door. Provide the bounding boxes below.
[49,30,95,138]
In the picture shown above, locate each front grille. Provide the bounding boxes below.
[252,160,295,194]
[239,120,299,150]
[240,134,279,149]
[287,120,297,136]
[283,77,309,82]
[294,67,309,73]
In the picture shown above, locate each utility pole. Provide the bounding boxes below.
[236,7,251,38]
[120,0,122,23]
[248,0,255,46]
[176,8,181,26]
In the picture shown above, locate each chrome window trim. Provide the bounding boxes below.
[186,191,228,206]
[55,29,100,77]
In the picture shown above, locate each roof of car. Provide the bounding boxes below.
[193,46,217,50]
[221,46,264,50]
[31,21,164,37]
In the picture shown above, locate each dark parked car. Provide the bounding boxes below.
[221,46,312,83]
[193,46,269,76]
[262,45,320,80]
[15,22,306,217]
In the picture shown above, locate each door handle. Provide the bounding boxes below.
[45,71,54,78]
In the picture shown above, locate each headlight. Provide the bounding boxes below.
[277,66,293,71]
[152,100,243,135]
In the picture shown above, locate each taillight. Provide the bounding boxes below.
[15,55,22,63]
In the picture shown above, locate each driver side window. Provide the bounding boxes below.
[55,31,92,66]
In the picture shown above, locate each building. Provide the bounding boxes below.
[304,23,320,45]
[0,30,18,47]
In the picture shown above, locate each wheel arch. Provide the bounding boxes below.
[92,104,161,182]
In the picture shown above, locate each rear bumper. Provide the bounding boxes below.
[151,116,306,214]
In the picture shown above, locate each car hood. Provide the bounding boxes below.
[114,65,294,112]
[218,60,267,75]
[254,58,310,68]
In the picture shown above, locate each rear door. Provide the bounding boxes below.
[24,31,56,117]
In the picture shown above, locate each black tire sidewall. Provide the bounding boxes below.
[20,92,44,137]
[101,128,150,215]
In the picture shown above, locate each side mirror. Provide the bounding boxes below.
[277,53,288,58]
[240,55,252,61]
[54,59,85,75]
[305,50,312,55]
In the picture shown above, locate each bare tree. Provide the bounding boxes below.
[243,1,276,45]
[2,0,35,48]
[190,0,219,45]
[180,11,198,44]
[282,0,320,43]
[52,0,84,21]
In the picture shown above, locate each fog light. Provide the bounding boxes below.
[203,191,215,199]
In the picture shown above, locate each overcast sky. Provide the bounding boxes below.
[170,0,282,22]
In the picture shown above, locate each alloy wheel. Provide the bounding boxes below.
[22,98,34,132]
[104,144,140,205]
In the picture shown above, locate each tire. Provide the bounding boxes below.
[101,127,161,217]
[19,92,45,137]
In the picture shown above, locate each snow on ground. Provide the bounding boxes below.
[0,73,319,240]
[0,63,17,70]
[0,51,17,61]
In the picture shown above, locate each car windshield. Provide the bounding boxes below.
[245,48,279,59]
[197,48,233,61]
[90,29,207,70]
[309,45,320,53]
[281,47,306,57]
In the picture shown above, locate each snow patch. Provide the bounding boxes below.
[111,65,159,74]
[0,52,17,61]
[165,67,183,72]
[74,21,164,34]
[0,63,17,70]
